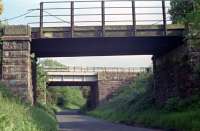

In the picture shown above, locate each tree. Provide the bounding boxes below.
[169,0,200,39]
[36,60,66,104]
[0,0,3,15]
[40,59,66,68]
[169,0,194,24]
[37,63,48,104]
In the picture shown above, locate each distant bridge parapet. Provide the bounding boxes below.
[44,66,150,83]
[44,66,150,73]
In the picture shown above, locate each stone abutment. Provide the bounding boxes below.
[1,26,34,104]
[153,39,200,105]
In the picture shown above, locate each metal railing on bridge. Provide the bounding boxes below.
[27,0,172,37]
[44,66,151,73]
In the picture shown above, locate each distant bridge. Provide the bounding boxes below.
[44,66,149,86]
[44,66,149,107]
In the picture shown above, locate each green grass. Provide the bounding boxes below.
[90,108,200,131]
[88,73,200,131]
[0,83,57,131]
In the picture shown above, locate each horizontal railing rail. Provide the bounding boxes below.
[26,0,172,37]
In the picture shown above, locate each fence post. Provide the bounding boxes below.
[101,1,105,37]
[132,0,136,36]
[162,0,167,36]
[40,2,44,38]
[71,1,74,38]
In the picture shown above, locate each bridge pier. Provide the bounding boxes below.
[87,83,99,110]
[1,26,34,104]
[153,40,200,106]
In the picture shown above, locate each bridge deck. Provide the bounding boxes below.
[25,0,185,58]
[31,25,184,39]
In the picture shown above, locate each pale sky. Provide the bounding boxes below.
[42,56,153,68]
[0,0,171,67]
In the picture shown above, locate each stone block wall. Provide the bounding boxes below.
[153,39,200,105]
[1,26,33,104]
[97,72,137,103]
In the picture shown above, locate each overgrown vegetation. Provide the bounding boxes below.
[170,0,200,42]
[0,0,3,15]
[36,59,66,104]
[37,59,87,111]
[48,87,86,110]
[0,42,3,79]
[0,83,57,131]
[89,72,200,131]
[36,62,48,104]
[40,59,66,68]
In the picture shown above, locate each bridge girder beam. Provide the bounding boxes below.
[31,36,184,58]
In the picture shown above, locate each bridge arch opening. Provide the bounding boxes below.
[47,81,99,110]
[0,0,185,108]
[34,56,152,110]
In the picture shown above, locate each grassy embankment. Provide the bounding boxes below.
[0,83,57,131]
[89,73,200,131]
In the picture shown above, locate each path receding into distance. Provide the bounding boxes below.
[56,110,162,131]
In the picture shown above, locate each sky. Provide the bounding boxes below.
[0,0,170,67]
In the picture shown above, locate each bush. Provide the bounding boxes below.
[0,83,57,131]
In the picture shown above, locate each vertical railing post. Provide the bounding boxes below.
[101,1,105,37]
[132,0,136,36]
[40,2,44,38]
[71,1,74,38]
[162,0,167,36]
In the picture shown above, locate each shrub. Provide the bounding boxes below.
[0,83,57,131]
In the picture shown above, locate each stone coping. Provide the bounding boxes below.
[1,36,31,41]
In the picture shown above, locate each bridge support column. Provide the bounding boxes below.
[153,40,200,106]
[87,83,99,110]
[1,26,33,104]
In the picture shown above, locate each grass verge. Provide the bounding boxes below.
[88,73,200,131]
[0,83,58,131]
